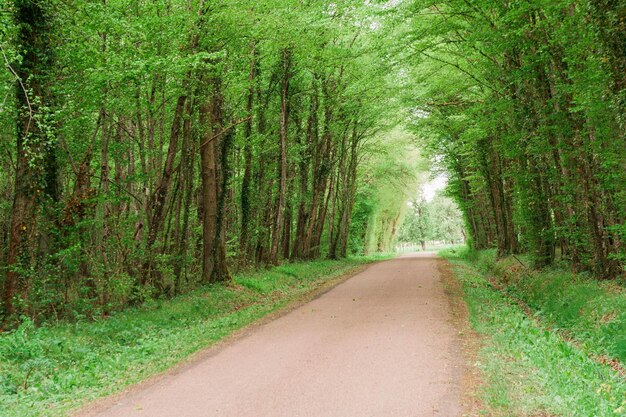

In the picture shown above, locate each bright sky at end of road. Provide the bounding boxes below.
[422,174,447,202]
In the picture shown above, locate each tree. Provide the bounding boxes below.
[401,0,625,277]
[4,0,57,319]
[0,0,423,323]
[398,198,433,251]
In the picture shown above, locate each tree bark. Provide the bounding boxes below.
[239,43,257,263]
[4,0,55,320]
[269,48,292,265]
[199,77,231,283]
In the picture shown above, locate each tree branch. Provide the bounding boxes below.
[200,115,252,148]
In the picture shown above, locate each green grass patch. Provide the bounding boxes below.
[0,255,389,417]
[451,248,626,363]
[441,247,626,416]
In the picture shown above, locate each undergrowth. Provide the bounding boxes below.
[0,255,388,417]
[441,246,626,416]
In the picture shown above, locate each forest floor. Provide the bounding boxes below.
[76,253,468,417]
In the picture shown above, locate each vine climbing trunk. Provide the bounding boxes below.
[3,0,55,320]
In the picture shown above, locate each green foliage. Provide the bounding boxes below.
[400,0,626,276]
[397,198,433,244]
[355,128,426,254]
[0,0,420,323]
[397,193,464,245]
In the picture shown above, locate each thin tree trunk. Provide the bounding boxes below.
[239,43,257,263]
[143,91,187,285]
[269,48,291,265]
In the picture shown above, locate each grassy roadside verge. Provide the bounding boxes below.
[441,247,626,416]
[0,255,389,417]
[466,249,626,365]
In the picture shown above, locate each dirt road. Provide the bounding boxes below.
[82,253,464,417]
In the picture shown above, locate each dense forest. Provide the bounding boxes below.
[0,0,422,324]
[401,0,626,277]
[1,0,625,326]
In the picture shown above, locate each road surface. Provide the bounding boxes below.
[81,253,464,417]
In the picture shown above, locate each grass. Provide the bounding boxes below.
[463,248,626,363]
[0,255,389,417]
[441,246,626,417]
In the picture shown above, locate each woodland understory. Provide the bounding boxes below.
[0,0,625,327]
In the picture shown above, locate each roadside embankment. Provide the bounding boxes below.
[441,247,626,416]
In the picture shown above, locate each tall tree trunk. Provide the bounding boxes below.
[239,43,257,263]
[4,0,55,320]
[293,80,318,259]
[269,48,292,265]
[143,91,187,285]
[338,125,360,258]
[174,96,196,290]
[303,82,333,259]
[199,77,231,283]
